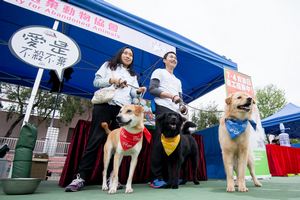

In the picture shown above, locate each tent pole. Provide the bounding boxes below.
[22,20,60,126]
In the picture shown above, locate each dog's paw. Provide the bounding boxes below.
[179,179,187,185]
[108,188,117,194]
[254,180,262,187]
[125,187,133,193]
[226,185,235,192]
[238,186,248,192]
[164,184,171,189]
[102,184,109,191]
[193,180,200,185]
[171,184,179,189]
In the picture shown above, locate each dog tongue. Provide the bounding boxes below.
[241,106,250,111]
[238,105,250,111]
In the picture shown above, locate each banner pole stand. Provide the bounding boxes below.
[22,20,60,126]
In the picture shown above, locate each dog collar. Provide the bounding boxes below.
[161,134,180,156]
[120,127,152,150]
[225,118,257,139]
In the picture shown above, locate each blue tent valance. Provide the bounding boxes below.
[0,0,237,103]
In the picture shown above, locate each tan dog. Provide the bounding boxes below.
[219,92,262,192]
[101,105,151,194]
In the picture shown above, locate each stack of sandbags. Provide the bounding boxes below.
[12,123,37,178]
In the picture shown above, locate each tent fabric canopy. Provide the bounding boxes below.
[261,103,300,138]
[0,0,237,103]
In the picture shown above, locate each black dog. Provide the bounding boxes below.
[156,113,199,188]
[180,121,200,185]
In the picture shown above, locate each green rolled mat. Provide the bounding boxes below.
[12,123,37,178]
[11,161,32,178]
[13,147,33,161]
[16,123,37,150]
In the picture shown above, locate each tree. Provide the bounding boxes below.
[59,95,92,125]
[190,101,222,130]
[1,83,92,137]
[255,84,287,119]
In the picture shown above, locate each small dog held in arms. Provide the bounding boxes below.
[156,113,200,189]
[218,92,262,192]
[101,105,151,194]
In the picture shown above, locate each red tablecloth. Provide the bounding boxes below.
[266,144,300,176]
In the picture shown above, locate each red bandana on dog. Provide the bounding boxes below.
[120,127,152,150]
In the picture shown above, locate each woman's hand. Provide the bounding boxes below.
[109,77,119,85]
[137,86,147,94]
[118,79,128,88]
[109,77,127,88]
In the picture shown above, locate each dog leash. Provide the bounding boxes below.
[126,83,145,104]
[128,83,223,115]
[127,82,188,115]
[181,102,224,113]
[126,83,157,126]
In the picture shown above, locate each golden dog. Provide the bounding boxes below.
[219,92,262,192]
[101,105,151,194]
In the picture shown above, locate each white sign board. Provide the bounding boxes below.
[4,0,175,57]
[9,26,81,81]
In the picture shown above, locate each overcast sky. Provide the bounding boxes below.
[106,0,300,109]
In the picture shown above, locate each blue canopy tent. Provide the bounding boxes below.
[261,103,300,139]
[0,0,237,103]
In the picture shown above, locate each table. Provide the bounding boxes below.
[266,144,300,176]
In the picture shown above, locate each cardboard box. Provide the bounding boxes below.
[30,158,48,180]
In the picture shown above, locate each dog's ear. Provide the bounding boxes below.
[134,105,144,115]
[225,95,232,105]
[156,113,166,121]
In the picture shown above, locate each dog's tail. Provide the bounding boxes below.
[101,122,111,135]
